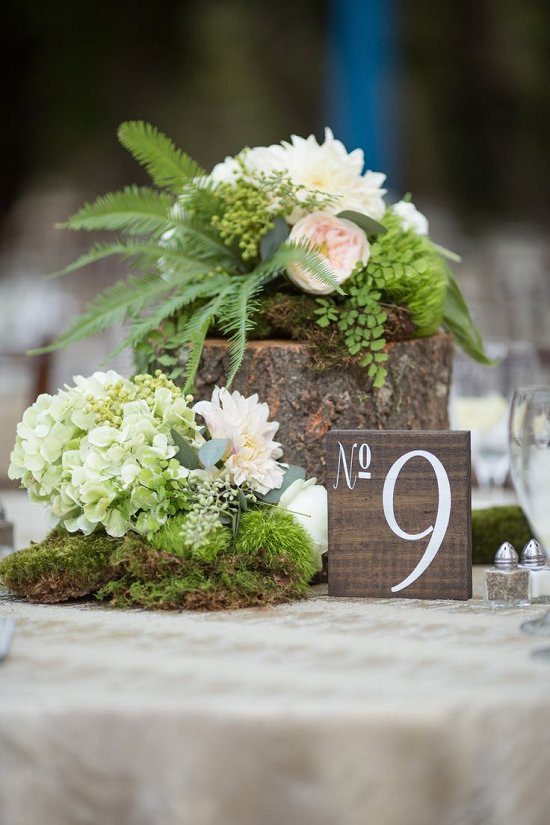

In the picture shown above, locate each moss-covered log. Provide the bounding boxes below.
[190,334,453,483]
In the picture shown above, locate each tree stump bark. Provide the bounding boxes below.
[187,334,454,484]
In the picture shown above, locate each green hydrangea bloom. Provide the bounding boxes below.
[9,370,201,538]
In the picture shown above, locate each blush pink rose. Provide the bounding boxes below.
[286,211,370,295]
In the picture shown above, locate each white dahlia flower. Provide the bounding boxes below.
[209,128,387,224]
[193,387,284,494]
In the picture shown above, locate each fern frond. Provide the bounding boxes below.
[179,177,224,222]
[121,275,231,349]
[171,211,240,264]
[182,321,210,393]
[254,241,344,294]
[30,271,194,354]
[63,186,174,235]
[219,274,267,386]
[50,241,137,277]
[118,121,205,193]
[178,283,235,391]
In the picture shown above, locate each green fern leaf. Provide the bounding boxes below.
[220,274,267,386]
[29,272,191,354]
[50,238,190,278]
[63,186,174,235]
[254,241,344,294]
[118,121,205,193]
[49,241,137,277]
[171,211,240,264]
[122,275,231,349]
[178,284,234,391]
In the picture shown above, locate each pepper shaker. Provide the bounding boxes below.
[484,541,531,607]
[520,539,550,604]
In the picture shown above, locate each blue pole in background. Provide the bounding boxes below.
[326,0,400,192]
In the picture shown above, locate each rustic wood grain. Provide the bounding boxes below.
[327,430,472,600]
[188,334,453,483]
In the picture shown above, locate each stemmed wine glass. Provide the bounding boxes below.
[450,341,541,494]
[514,387,550,647]
[509,385,547,513]
[514,387,550,557]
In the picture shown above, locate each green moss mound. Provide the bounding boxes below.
[0,508,317,611]
[100,509,317,611]
[0,529,119,603]
[472,506,532,565]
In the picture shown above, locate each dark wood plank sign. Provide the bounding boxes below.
[327,430,471,600]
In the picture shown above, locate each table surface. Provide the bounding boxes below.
[2,570,550,825]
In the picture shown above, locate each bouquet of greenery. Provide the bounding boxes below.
[2,371,325,610]
[37,124,488,390]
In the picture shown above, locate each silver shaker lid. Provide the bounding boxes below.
[520,539,546,569]
[494,541,519,569]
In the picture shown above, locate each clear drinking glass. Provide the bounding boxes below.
[509,385,547,512]
[450,341,541,491]
[516,387,550,558]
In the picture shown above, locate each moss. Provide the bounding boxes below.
[149,513,231,562]
[98,508,316,611]
[472,506,532,565]
[235,509,316,586]
[0,529,120,603]
[247,293,415,372]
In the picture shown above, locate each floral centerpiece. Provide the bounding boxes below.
[35,124,488,391]
[1,371,326,610]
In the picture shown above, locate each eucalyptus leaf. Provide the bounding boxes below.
[198,438,229,469]
[257,464,306,505]
[337,210,388,236]
[171,430,199,470]
[232,509,241,540]
[237,488,249,512]
[260,217,290,261]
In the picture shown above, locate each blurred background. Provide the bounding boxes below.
[1,0,549,492]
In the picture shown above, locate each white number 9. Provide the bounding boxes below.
[382,450,451,592]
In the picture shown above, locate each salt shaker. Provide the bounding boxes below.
[520,539,550,604]
[484,541,531,607]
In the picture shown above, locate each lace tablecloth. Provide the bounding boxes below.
[1,572,550,825]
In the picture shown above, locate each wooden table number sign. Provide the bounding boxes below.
[326,430,472,600]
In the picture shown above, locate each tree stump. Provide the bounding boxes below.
[187,334,453,484]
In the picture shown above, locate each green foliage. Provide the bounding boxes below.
[312,209,458,388]
[472,506,531,565]
[0,529,119,602]
[100,506,316,610]
[442,262,493,365]
[235,508,316,585]
[151,514,231,562]
[43,123,343,390]
[211,167,334,261]
[118,121,206,193]
[367,211,448,338]
[314,260,390,389]
[63,186,175,235]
